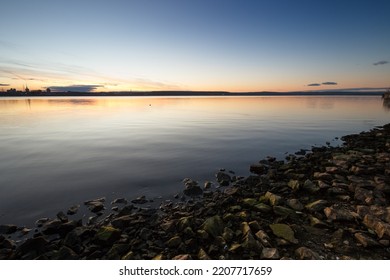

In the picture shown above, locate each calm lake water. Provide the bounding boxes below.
[0,96,389,226]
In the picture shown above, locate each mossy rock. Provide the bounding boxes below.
[95,226,121,244]
[201,215,224,238]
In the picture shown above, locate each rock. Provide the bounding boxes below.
[261,248,280,259]
[242,231,262,253]
[264,192,283,206]
[183,182,203,196]
[253,203,272,213]
[111,215,133,229]
[201,215,224,238]
[354,232,380,247]
[248,220,261,232]
[295,247,320,260]
[229,243,242,253]
[56,211,68,223]
[273,206,297,218]
[172,254,192,260]
[269,224,298,244]
[139,227,151,240]
[313,172,333,182]
[35,218,49,227]
[94,226,121,244]
[54,246,79,260]
[161,220,176,232]
[305,200,328,212]
[241,222,251,237]
[198,248,211,260]
[363,215,390,238]
[216,171,231,186]
[255,230,272,247]
[250,164,267,174]
[67,205,80,215]
[197,229,209,240]
[15,236,49,258]
[222,227,234,242]
[286,199,304,211]
[111,198,128,204]
[324,206,358,222]
[302,179,320,193]
[354,187,374,205]
[117,205,134,217]
[84,197,105,205]
[242,198,257,207]
[288,179,300,191]
[204,181,213,189]
[166,236,182,248]
[87,201,105,213]
[42,219,63,235]
[0,224,17,234]
[131,195,148,204]
[308,215,329,228]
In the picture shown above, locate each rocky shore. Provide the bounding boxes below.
[1,123,390,260]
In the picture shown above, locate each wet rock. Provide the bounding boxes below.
[204,181,213,189]
[295,247,320,260]
[67,205,80,215]
[117,205,134,217]
[56,211,68,223]
[222,227,234,242]
[201,215,224,238]
[261,248,280,259]
[42,219,62,235]
[197,229,209,240]
[94,226,121,244]
[54,246,79,260]
[250,164,267,174]
[111,215,133,229]
[313,172,333,182]
[183,179,203,196]
[324,206,358,222]
[86,201,105,213]
[35,218,49,227]
[269,224,298,244]
[112,198,128,204]
[354,232,380,247]
[216,171,231,186]
[0,224,17,234]
[305,200,328,213]
[131,195,148,204]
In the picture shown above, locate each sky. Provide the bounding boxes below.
[0,0,389,92]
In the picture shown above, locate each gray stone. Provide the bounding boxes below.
[131,195,148,204]
[287,199,304,211]
[67,205,80,215]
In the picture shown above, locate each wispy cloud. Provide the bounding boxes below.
[322,82,337,85]
[0,83,10,86]
[373,60,389,66]
[48,85,104,92]
[307,83,321,86]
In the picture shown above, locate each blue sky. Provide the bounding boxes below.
[0,0,389,92]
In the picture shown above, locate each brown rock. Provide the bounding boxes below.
[261,248,280,259]
[354,233,380,247]
[295,247,320,260]
[324,206,358,222]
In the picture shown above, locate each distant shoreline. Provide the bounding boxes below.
[0,91,386,97]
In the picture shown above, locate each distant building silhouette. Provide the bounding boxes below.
[24,85,30,93]
[46,88,51,93]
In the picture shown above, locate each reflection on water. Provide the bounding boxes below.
[0,96,388,226]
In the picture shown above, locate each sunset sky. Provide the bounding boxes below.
[0,0,389,92]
